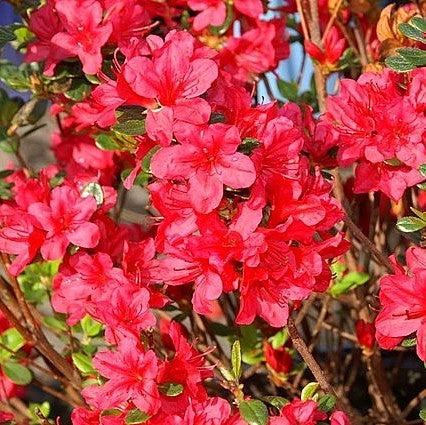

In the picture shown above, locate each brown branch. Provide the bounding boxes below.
[344,215,393,273]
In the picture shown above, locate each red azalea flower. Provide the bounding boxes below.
[151,124,256,214]
[51,0,112,75]
[270,399,327,424]
[83,340,160,414]
[355,319,375,351]
[263,341,293,374]
[376,246,426,361]
[28,185,100,260]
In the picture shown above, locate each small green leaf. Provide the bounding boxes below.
[65,78,92,101]
[399,21,426,43]
[81,315,103,337]
[29,402,50,421]
[263,396,289,410]
[401,337,417,347]
[396,216,426,233]
[0,25,17,48]
[269,329,289,350]
[81,182,104,205]
[0,169,14,179]
[419,407,426,421]
[219,366,235,382]
[419,164,426,177]
[329,271,369,297]
[318,394,336,412]
[113,107,146,136]
[231,340,242,380]
[385,55,414,73]
[101,409,122,417]
[95,133,121,151]
[0,328,24,356]
[125,409,150,424]
[43,315,67,332]
[239,400,268,425]
[301,382,320,401]
[158,382,184,397]
[277,80,299,102]
[411,16,426,32]
[2,361,32,385]
[397,48,426,67]
[12,98,48,127]
[72,353,94,374]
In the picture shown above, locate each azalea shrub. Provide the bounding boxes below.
[0,0,425,424]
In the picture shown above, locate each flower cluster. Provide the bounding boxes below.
[0,0,424,422]
[323,68,426,201]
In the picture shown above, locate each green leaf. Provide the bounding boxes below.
[95,133,121,151]
[397,48,426,67]
[72,352,94,374]
[385,55,414,73]
[318,394,336,412]
[239,400,268,425]
[420,164,426,177]
[0,169,14,179]
[0,61,31,91]
[240,325,263,366]
[411,16,426,32]
[158,382,184,397]
[81,182,104,205]
[399,21,426,43]
[12,98,48,127]
[277,80,299,102]
[401,337,417,347]
[329,271,369,298]
[219,366,235,382]
[101,409,122,417]
[263,396,289,410]
[113,107,146,136]
[0,26,17,48]
[18,260,60,304]
[125,409,150,424]
[29,402,50,422]
[419,408,426,421]
[65,78,92,101]
[43,316,67,332]
[231,340,242,380]
[0,328,24,360]
[81,315,103,337]
[301,382,320,401]
[396,216,426,233]
[269,329,289,350]
[2,361,32,385]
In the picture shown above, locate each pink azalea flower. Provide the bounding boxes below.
[151,124,256,214]
[376,246,426,361]
[269,399,327,424]
[24,0,69,75]
[91,286,156,344]
[52,251,127,325]
[124,31,218,145]
[28,186,100,260]
[52,0,112,75]
[83,340,160,414]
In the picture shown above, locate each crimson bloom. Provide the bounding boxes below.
[269,399,327,424]
[151,124,256,214]
[83,340,160,414]
[124,31,218,145]
[304,27,345,69]
[28,185,100,260]
[51,0,112,75]
[376,246,426,361]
